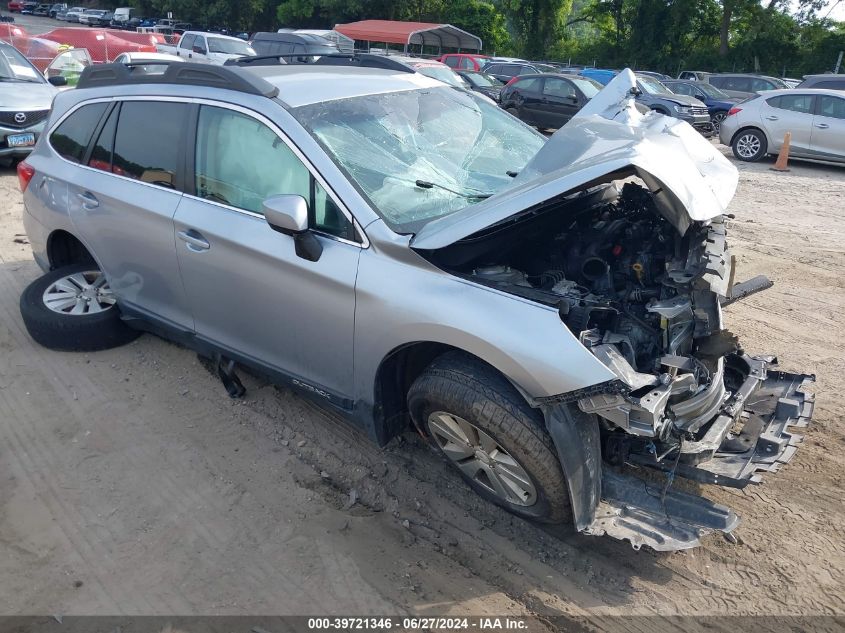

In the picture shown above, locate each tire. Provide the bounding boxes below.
[710,110,728,133]
[19,264,141,352]
[408,351,571,524]
[732,128,767,162]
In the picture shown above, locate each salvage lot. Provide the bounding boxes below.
[0,149,843,619]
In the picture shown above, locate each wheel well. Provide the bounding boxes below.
[651,106,670,115]
[47,230,95,270]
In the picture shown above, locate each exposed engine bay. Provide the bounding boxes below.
[428,179,810,499]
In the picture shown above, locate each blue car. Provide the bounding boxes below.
[662,80,739,133]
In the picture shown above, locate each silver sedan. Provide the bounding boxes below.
[719,88,845,164]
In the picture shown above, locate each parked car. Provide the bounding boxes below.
[437,53,490,72]
[781,77,801,88]
[110,6,133,25]
[6,1,26,11]
[43,48,92,88]
[48,3,67,18]
[389,56,467,89]
[113,51,183,64]
[678,70,710,81]
[32,3,51,16]
[63,5,85,21]
[87,10,114,27]
[157,31,256,64]
[719,88,845,163]
[499,73,602,129]
[16,63,813,553]
[706,73,789,99]
[635,74,711,133]
[455,69,504,101]
[796,74,845,90]
[250,32,339,61]
[0,41,59,163]
[78,9,108,25]
[484,61,560,84]
[663,79,738,132]
[19,1,37,13]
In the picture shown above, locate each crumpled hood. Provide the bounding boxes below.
[648,90,706,107]
[411,69,738,250]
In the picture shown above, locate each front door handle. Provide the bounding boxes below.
[765,115,779,121]
[177,229,210,252]
[76,191,99,209]
[815,123,829,129]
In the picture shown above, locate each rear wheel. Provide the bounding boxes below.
[732,128,767,161]
[408,352,571,523]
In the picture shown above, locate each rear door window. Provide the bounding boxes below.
[112,101,189,189]
[515,77,541,92]
[50,101,108,163]
[768,94,814,114]
[442,55,458,68]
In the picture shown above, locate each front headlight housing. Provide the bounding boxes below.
[673,104,691,113]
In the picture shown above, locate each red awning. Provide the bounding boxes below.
[334,20,481,51]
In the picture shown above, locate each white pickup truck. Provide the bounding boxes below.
[156,31,256,65]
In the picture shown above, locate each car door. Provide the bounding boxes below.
[177,33,195,58]
[760,93,815,154]
[810,94,845,162]
[172,103,361,403]
[509,77,543,124]
[190,35,208,62]
[537,76,582,128]
[61,99,195,329]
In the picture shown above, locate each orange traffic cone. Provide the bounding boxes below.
[770,132,791,172]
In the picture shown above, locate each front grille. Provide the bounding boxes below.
[690,107,710,116]
[0,110,50,129]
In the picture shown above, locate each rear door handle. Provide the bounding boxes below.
[765,115,779,121]
[76,191,99,209]
[177,229,210,252]
[815,123,829,129]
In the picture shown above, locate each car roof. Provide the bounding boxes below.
[242,65,445,107]
[754,88,845,97]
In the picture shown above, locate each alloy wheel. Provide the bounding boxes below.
[427,411,537,506]
[711,111,727,133]
[42,270,116,315]
[736,133,762,159]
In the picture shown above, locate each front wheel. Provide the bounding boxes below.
[710,110,728,133]
[408,352,572,523]
[732,128,767,161]
[19,264,141,352]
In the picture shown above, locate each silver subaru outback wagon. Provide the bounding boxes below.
[17,62,813,551]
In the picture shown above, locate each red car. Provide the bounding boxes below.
[438,53,489,72]
[7,1,26,11]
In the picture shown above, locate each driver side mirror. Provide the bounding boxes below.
[263,195,323,262]
[47,75,67,86]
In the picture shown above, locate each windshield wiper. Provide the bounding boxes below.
[415,179,492,199]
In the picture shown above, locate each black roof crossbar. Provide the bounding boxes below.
[225,53,416,74]
[76,61,280,97]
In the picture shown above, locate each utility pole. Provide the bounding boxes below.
[835,51,843,74]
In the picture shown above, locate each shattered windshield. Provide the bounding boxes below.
[293,87,545,232]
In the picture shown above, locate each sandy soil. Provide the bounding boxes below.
[0,148,843,620]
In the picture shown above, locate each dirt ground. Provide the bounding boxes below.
[0,147,843,621]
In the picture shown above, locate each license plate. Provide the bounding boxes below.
[7,133,35,148]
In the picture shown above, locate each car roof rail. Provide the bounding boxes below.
[76,61,279,97]
[226,53,416,73]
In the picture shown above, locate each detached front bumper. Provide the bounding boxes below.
[544,355,814,551]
